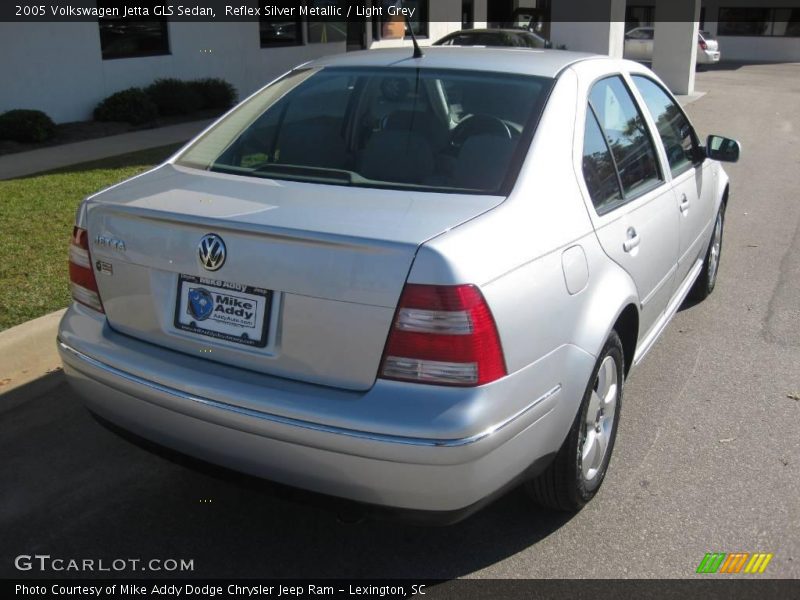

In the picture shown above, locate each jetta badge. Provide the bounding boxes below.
[198,234,226,271]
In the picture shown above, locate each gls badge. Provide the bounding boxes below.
[198,234,226,271]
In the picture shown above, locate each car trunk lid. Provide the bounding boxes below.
[83,164,503,390]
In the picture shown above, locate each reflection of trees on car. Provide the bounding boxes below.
[608,118,659,195]
[583,148,620,206]
[653,104,693,166]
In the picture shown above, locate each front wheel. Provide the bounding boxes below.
[690,203,725,302]
[526,332,624,511]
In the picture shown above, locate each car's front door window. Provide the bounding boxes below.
[632,75,700,177]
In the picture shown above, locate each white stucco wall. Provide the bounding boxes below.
[0,21,349,123]
[548,0,627,57]
[701,19,800,62]
[0,0,475,124]
[636,0,800,63]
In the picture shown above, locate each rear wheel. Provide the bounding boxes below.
[690,203,725,302]
[526,332,624,511]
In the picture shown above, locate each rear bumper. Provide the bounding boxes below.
[58,304,594,512]
[698,50,721,64]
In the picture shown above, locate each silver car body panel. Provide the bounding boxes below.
[83,165,505,390]
[59,303,593,511]
[59,49,729,512]
[299,47,599,78]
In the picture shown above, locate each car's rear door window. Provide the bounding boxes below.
[582,107,624,212]
[631,75,699,177]
[588,75,662,200]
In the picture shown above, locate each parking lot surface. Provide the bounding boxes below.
[1,63,798,579]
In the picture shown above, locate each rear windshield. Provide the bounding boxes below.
[176,67,553,194]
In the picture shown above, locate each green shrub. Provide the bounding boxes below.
[190,78,238,111]
[94,88,159,125]
[0,109,56,143]
[146,78,203,116]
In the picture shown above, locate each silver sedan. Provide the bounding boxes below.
[58,47,740,521]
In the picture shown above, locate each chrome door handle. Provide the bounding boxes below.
[623,227,641,253]
[679,194,690,213]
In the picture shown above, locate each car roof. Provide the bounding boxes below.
[444,28,537,35]
[302,47,599,79]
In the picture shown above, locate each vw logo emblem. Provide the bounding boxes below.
[198,234,226,271]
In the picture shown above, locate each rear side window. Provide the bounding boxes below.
[582,108,623,212]
[632,75,698,177]
[588,76,662,201]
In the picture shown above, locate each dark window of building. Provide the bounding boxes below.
[99,19,169,60]
[771,8,800,35]
[718,7,800,37]
[625,5,655,30]
[260,1,303,47]
[462,0,474,29]
[589,76,662,202]
[626,27,654,40]
[308,1,347,43]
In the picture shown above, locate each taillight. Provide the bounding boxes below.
[379,284,507,387]
[69,226,104,313]
[699,39,708,50]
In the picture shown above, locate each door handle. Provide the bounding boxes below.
[679,194,691,213]
[623,227,641,253]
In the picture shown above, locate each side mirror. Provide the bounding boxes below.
[544,40,553,49]
[706,134,741,163]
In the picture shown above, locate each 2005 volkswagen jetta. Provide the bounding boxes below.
[58,47,740,520]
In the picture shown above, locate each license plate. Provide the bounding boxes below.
[174,274,272,348]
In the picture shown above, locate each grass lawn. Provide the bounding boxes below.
[0,143,182,331]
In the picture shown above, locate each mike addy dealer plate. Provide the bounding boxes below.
[174,274,272,348]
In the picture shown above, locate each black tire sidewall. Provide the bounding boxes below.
[707,205,725,293]
[572,333,624,500]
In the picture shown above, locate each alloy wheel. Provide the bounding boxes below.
[581,355,619,482]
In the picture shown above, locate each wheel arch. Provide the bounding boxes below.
[570,257,641,377]
[612,304,639,377]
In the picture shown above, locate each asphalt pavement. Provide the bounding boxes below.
[1,63,798,580]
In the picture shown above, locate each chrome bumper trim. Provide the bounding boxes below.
[59,340,561,448]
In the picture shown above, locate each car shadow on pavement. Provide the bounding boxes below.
[1,375,575,579]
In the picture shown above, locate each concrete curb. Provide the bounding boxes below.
[676,90,707,107]
[0,119,213,180]
[0,309,66,395]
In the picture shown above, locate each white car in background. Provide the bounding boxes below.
[624,27,721,65]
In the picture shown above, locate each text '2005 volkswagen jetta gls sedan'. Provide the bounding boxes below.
[59,47,740,521]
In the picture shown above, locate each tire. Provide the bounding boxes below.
[690,203,725,302]
[526,332,624,511]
